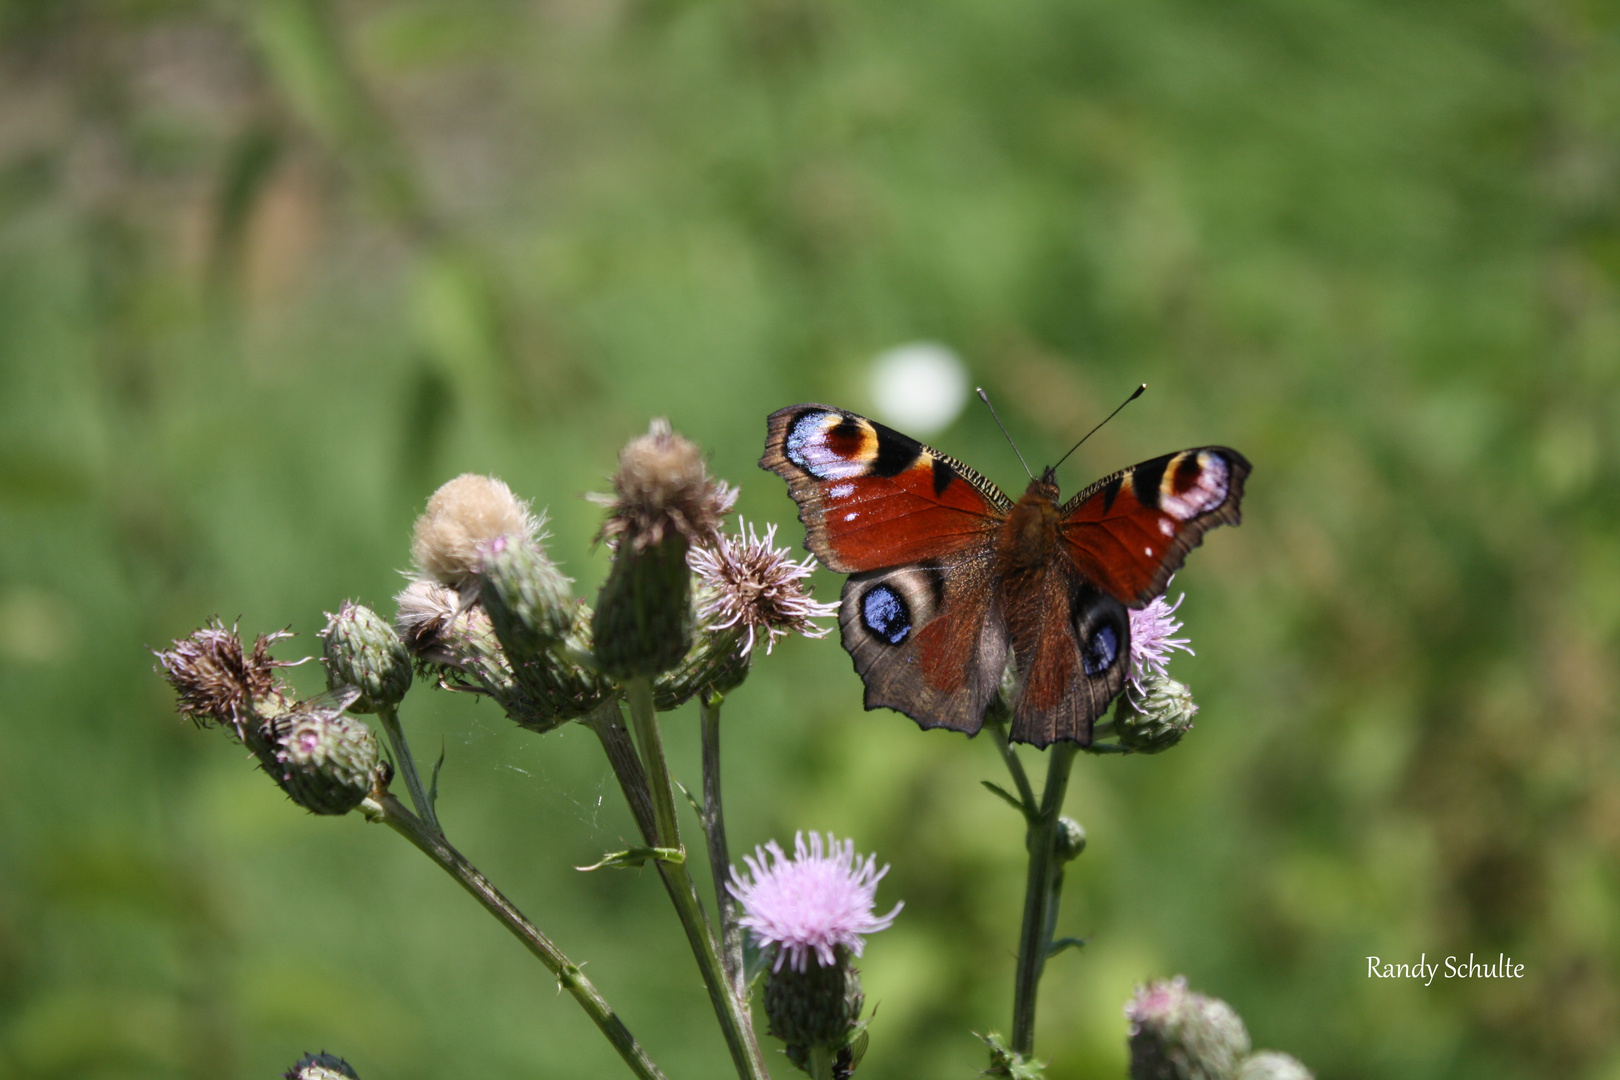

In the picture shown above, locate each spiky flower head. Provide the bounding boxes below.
[591,418,736,553]
[1238,1052,1314,1080]
[284,1052,360,1080]
[320,601,412,713]
[1125,976,1250,1080]
[729,832,902,973]
[411,473,541,594]
[155,619,293,733]
[689,519,838,657]
[1128,584,1193,694]
[1114,672,1198,754]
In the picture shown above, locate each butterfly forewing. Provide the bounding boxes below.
[1058,447,1250,607]
[761,406,1011,574]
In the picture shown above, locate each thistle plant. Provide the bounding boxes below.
[152,417,1307,1080]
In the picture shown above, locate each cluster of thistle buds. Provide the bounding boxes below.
[1125,977,1313,1080]
[157,418,895,1079]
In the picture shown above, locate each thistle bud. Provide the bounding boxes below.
[265,693,383,815]
[767,951,866,1076]
[1054,816,1087,862]
[1126,976,1250,1080]
[1238,1052,1314,1080]
[591,420,735,679]
[284,1052,360,1080]
[479,533,574,661]
[1114,673,1198,754]
[320,601,412,712]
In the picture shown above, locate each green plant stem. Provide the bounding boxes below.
[586,701,659,844]
[625,679,770,1080]
[362,791,666,1080]
[376,704,441,834]
[808,1045,835,1080]
[1010,741,1078,1056]
[989,717,1038,816]
[701,693,745,995]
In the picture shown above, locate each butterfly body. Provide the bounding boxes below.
[762,405,1248,747]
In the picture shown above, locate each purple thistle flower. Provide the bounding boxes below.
[689,519,838,656]
[728,832,903,972]
[1128,581,1193,694]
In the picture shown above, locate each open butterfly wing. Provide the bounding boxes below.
[761,406,1012,573]
[1058,447,1251,607]
[762,405,1014,733]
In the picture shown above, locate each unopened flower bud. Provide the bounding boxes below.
[1126,976,1250,1080]
[1114,673,1198,754]
[320,602,412,712]
[1054,816,1087,861]
[411,474,540,595]
[591,421,734,678]
[266,694,383,815]
[1238,1052,1313,1080]
[284,1052,360,1080]
[479,534,574,661]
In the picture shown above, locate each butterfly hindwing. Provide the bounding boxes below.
[1001,556,1131,747]
[761,405,1011,574]
[1059,447,1251,606]
[838,552,1010,736]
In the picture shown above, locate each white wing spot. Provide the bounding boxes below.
[845,512,859,522]
[1158,518,1175,537]
[830,483,855,499]
[1144,546,1154,556]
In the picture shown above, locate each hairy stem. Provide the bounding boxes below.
[376,704,441,834]
[362,792,666,1080]
[808,1045,835,1080]
[625,679,770,1080]
[701,694,745,995]
[1010,741,1078,1055]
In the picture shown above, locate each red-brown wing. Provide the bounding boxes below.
[838,554,1010,736]
[1058,447,1250,607]
[1000,559,1131,748]
[761,405,1012,573]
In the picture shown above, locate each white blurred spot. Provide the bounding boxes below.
[870,342,969,436]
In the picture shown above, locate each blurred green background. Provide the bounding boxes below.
[3,0,1619,1077]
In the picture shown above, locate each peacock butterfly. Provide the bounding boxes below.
[760,404,1249,747]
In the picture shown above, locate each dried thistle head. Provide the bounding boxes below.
[689,519,837,657]
[155,619,293,733]
[393,578,464,661]
[592,418,736,552]
[411,474,541,591]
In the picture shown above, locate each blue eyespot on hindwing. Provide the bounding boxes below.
[1082,623,1118,676]
[860,583,912,646]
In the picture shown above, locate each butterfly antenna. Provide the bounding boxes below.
[976,388,1034,480]
[1052,383,1147,472]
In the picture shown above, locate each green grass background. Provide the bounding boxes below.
[2,1,1619,1077]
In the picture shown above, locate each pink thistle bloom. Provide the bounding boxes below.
[728,832,903,972]
[1128,582,1193,694]
[689,519,838,656]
